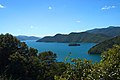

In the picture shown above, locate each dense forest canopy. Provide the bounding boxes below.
[0,33,120,80]
[37,32,110,43]
[88,36,120,54]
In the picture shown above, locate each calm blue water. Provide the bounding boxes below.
[24,40,101,63]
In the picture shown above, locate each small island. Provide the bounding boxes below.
[68,43,80,46]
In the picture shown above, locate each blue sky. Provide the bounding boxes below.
[0,0,120,37]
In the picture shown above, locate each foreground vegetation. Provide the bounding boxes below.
[0,34,120,80]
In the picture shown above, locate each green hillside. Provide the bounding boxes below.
[37,26,120,43]
[37,32,110,43]
[86,26,120,37]
[88,36,120,54]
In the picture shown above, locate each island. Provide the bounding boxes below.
[68,43,80,46]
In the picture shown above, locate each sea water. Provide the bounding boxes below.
[25,40,101,63]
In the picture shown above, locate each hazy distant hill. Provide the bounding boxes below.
[86,26,120,37]
[16,35,40,40]
[88,36,120,54]
[37,26,120,43]
[37,32,110,43]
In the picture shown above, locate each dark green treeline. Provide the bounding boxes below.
[0,34,120,80]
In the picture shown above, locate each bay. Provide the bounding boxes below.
[25,40,101,63]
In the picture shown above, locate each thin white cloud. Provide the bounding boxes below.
[30,25,39,29]
[30,25,34,29]
[76,20,80,23]
[0,4,5,8]
[48,6,52,10]
[101,5,116,10]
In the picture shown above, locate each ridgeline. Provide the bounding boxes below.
[37,26,120,43]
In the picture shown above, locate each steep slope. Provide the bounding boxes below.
[37,26,120,43]
[88,36,120,54]
[37,32,110,43]
[37,34,68,42]
[86,26,120,37]
[67,32,110,43]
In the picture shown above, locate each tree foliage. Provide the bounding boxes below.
[0,33,66,80]
[0,33,120,80]
[55,45,120,80]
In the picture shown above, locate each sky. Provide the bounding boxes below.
[0,0,120,37]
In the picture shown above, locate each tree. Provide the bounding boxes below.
[98,45,120,79]
[0,33,21,74]
[38,51,57,64]
[1,33,119,80]
[55,45,120,80]
[0,34,44,80]
[55,59,93,80]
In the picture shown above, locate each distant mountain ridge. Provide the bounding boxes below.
[37,32,110,43]
[16,35,40,40]
[37,26,120,43]
[86,26,120,37]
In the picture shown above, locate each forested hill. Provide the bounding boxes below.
[16,35,40,40]
[37,32,110,43]
[88,36,120,54]
[86,26,120,37]
[37,26,120,43]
